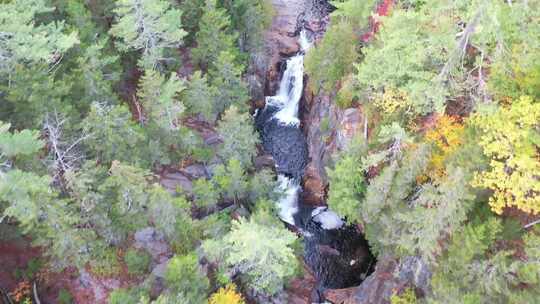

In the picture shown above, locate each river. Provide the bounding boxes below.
[255,28,374,298]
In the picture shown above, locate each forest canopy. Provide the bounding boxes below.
[1,0,539,303]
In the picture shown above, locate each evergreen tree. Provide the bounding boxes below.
[203,216,298,296]
[0,0,79,76]
[355,6,456,115]
[164,253,209,303]
[137,69,185,131]
[183,71,218,122]
[82,102,147,166]
[179,0,205,43]
[209,51,249,114]
[216,106,259,168]
[192,0,237,70]
[109,0,187,69]
[212,158,249,204]
[222,0,273,55]
[305,20,358,93]
[327,155,365,223]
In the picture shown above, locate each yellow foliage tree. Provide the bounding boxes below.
[424,115,465,179]
[373,87,411,116]
[208,284,245,304]
[470,96,540,214]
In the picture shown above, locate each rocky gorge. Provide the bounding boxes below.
[256,0,432,303]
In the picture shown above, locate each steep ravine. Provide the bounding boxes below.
[256,1,375,303]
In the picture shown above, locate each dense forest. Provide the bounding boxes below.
[0,0,539,303]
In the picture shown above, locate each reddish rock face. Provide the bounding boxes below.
[322,256,431,304]
[286,263,318,304]
[300,88,366,206]
[264,0,304,95]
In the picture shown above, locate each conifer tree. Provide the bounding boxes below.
[183,71,218,122]
[137,69,185,131]
[110,0,187,69]
[0,0,79,76]
[192,0,237,70]
[209,51,249,114]
[216,106,259,168]
[203,216,298,296]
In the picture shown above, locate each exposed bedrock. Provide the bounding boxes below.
[300,86,367,206]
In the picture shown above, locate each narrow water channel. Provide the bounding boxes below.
[255,29,375,296]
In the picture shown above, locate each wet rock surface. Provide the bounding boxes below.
[323,256,431,304]
[256,104,308,179]
[260,1,378,303]
[297,213,375,291]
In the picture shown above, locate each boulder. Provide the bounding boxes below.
[301,163,327,206]
[180,164,208,180]
[254,153,276,170]
[75,270,121,304]
[336,108,365,150]
[160,171,193,195]
[300,88,365,206]
[134,227,172,264]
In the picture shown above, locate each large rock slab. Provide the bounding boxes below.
[323,256,431,304]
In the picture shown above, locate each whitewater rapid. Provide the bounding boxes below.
[263,30,343,230]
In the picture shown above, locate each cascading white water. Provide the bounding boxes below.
[265,31,311,225]
[265,30,344,230]
[265,58,304,126]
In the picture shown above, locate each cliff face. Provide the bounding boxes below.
[300,88,366,206]
[262,0,303,96]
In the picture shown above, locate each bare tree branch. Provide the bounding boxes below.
[437,5,485,83]
[43,111,89,189]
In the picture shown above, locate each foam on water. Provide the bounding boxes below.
[266,54,304,126]
[276,175,300,225]
[312,207,344,230]
[265,30,311,127]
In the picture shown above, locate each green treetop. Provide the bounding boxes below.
[203,216,298,296]
[0,0,79,76]
[216,106,259,168]
[192,0,237,70]
[109,0,187,69]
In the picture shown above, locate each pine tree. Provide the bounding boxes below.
[305,20,358,93]
[192,0,237,70]
[212,159,249,204]
[82,102,147,166]
[0,0,79,75]
[109,0,187,69]
[209,52,249,114]
[216,106,259,168]
[0,122,48,228]
[222,0,272,55]
[183,71,218,122]
[164,253,209,303]
[137,69,185,131]
[327,155,365,223]
[355,6,456,115]
[203,216,298,295]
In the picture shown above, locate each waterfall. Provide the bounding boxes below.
[263,31,311,225]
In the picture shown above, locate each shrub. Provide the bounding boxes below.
[124,248,151,275]
[208,284,245,304]
[58,288,73,304]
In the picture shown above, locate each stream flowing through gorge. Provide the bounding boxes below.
[256,29,375,296]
